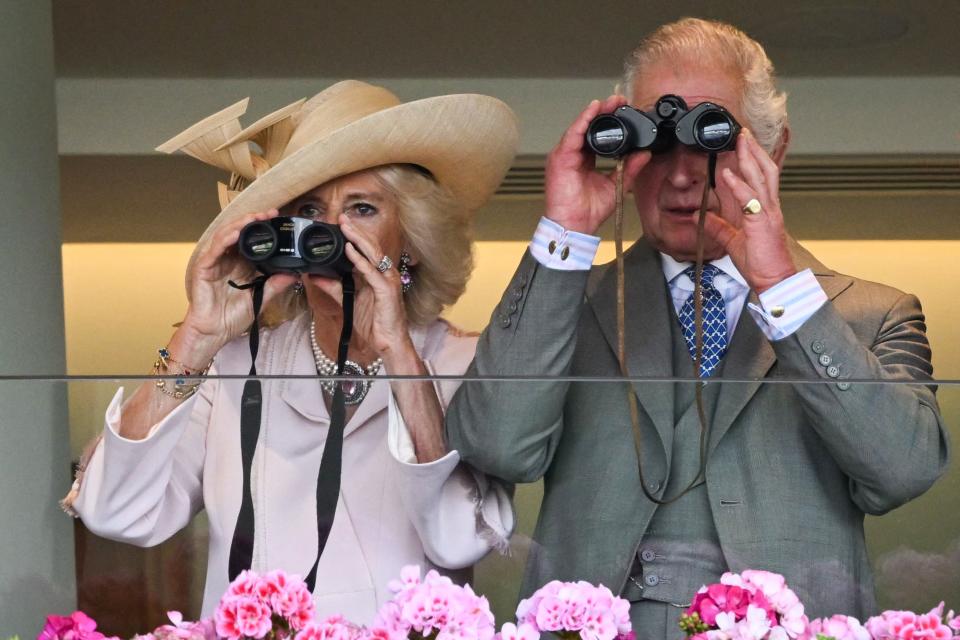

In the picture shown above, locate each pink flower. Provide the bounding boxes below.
[516,581,631,640]
[361,625,406,640]
[561,601,588,631]
[225,570,261,599]
[215,595,273,640]
[809,615,871,640]
[376,566,497,640]
[866,608,955,640]
[388,565,423,594]
[496,622,541,640]
[948,614,960,635]
[295,615,363,640]
[533,596,566,632]
[372,602,407,636]
[689,584,754,626]
[37,612,119,640]
[150,612,217,640]
[270,575,315,630]
[682,571,809,640]
[580,611,617,640]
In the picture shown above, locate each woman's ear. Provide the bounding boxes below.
[402,249,419,266]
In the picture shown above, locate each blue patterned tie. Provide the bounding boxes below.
[678,264,728,378]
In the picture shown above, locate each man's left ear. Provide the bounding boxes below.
[771,125,791,170]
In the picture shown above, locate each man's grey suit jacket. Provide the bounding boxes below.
[446,237,948,619]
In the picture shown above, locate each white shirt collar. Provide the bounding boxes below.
[659,252,749,289]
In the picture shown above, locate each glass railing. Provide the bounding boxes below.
[6,373,957,636]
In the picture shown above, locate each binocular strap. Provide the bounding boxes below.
[616,153,718,505]
[227,273,356,594]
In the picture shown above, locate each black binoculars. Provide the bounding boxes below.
[237,216,352,278]
[585,94,741,157]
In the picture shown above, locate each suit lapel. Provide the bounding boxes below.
[708,237,853,453]
[588,239,675,456]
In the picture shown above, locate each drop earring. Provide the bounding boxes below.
[398,251,413,293]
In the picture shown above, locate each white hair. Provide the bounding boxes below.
[621,18,788,154]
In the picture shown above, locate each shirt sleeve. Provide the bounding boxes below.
[529,216,600,271]
[747,268,829,341]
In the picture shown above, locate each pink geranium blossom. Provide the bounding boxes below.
[148,611,216,640]
[808,615,871,640]
[865,604,956,640]
[375,565,496,640]
[37,612,120,640]
[216,595,273,640]
[296,615,364,640]
[681,570,809,640]
[215,569,318,640]
[515,580,632,640]
[495,622,541,640]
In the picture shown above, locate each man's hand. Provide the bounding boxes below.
[545,95,651,236]
[706,129,798,294]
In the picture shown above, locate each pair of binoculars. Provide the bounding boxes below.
[237,217,352,278]
[585,94,740,157]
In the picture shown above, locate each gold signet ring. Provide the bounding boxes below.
[742,198,763,215]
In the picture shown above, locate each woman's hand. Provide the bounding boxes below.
[544,95,651,235]
[180,209,298,356]
[309,214,414,362]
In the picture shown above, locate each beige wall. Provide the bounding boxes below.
[63,239,960,379]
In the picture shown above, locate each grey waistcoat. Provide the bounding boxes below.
[633,312,729,606]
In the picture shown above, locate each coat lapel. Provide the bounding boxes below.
[588,239,675,457]
[279,315,389,440]
[708,238,853,453]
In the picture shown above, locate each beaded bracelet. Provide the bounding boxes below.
[153,347,212,400]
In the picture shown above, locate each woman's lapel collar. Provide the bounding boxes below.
[279,316,430,438]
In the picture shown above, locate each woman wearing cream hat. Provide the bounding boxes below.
[65,81,519,621]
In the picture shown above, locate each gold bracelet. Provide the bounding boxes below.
[153,347,212,400]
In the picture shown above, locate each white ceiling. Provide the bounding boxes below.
[53,0,960,78]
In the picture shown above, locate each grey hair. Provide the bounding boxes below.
[260,164,472,328]
[621,18,788,154]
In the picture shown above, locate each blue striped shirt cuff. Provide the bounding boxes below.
[747,268,828,341]
[529,217,600,271]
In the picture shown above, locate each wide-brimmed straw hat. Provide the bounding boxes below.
[156,80,519,296]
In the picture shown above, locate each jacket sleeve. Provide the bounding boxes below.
[770,291,949,514]
[445,251,590,483]
[67,371,216,546]
[386,327,515,569]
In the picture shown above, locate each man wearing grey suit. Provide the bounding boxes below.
[445,18,948,636]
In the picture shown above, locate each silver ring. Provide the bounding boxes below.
[376,255,393,272]
[742,198,763,215]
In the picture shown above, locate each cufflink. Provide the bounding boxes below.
[769,305,785,318]
[548,240,557,255]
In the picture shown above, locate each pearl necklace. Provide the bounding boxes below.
[309,319,383,406]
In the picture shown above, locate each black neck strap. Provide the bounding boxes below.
[227,273,355,593]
